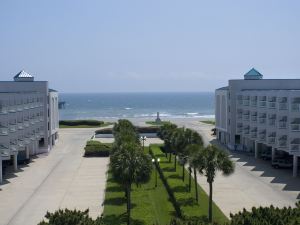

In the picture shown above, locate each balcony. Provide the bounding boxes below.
[259,134,266,141]
[278,121,287,129]
[17,122,23,130]
[18,140,24,148]
[24,104,30,110]
[278,140,287,148]
[268,137,276,144]
[9,106,16,113]
[24,121,30,128]
[0,107,8,114]
[40,130,44,136]
[39,117,44,122]
[290,144,300,153]
[279,103,288,110]
[10,143,17,152]
[291,124,300,132]
[291,104,300,112]
[237,126,243,134]
[251,115,257,122]
[259,118,266,124]
[0,144,10,155]
[251,101,257,107]
[268,102,276,109]
[30,119,35,125]
[243,115,250,121]
[17,105,23,111]
[243,100,250,106]
[259,101,266,108]
[0,127,8,136]
[9,124,17,133]
[250,130,257,138]
[269,119,276,126]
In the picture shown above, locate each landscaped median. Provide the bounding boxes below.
[102,146,176,225]
[84,140,112,157]
[150,144,228,224]
[59,120,114,128]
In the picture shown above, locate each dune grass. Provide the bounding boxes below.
[102,147,175,225]
[151,145,228,224]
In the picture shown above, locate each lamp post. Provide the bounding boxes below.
[152,158,160,187]
[140,136,147,151]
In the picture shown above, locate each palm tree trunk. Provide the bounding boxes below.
[188,167,192,192]
[194,168,198,203]
[174,154,177,171]
[127,185,131,225]
[182,164,185,181]
[169,152,172,162]
[209,182,213,222]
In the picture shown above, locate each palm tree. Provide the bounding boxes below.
[196,145,235,222]
[170,128,187,171]
[158,123,177,161]
[110,142,152,225]
[186,144,204,202]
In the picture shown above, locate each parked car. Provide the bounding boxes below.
[272,158,293,169]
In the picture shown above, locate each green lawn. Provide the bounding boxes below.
[200,120,215,125]
[103,148,176,225]
[59,122,114,128]
[145,121,171,126]
[151,145,228,224]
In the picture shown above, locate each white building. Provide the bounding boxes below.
[215,68,300,177]
[0,71,59,183]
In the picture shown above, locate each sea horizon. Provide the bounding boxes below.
[59,92,215,120]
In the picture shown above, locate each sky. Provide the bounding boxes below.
[0,1,300,93]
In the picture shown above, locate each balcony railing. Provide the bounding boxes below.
[278,121,287,129]
[237,114,243,120]
[268,102,276,109]
[237,127,243,133]
[269,119,276,126]
[9,125,17,132]
[259,118,266,124]
[17,105,23,111]
[251,116,257,122]
[268,137,276,144]
[259,134,266,141]
[17,122,23,130]
[243,115,250,121]
[290,144,300,153]
[251,101,257,107]
[243,100,250,106]
[18,140,24,147]
[291,104,300,112]
[279,103,288,110]
[10,144,17,152]
[0,127,8,136]
[291,124,300,131]
[251,132,257,138]
[24,121,30,128]
[0,107,8,114]
[9,106,17,113]
[278,140,287,147]
[259,101,266,108]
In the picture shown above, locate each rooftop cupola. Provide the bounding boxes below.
[14,70,34,82]
[244,68,263,80]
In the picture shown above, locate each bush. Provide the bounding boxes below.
[95,128,113,135]
[95,126,160,135]
[38,209,105,225]
[229,203,300,225]
[60,120,104,126]
[170,217,220,225]
[84,140,111,157]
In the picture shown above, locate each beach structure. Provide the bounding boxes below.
[215,68,300,177]
[0,71,59,183]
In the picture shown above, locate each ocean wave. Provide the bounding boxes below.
[124,107,133,110]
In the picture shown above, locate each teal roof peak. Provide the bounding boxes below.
[244,68,263,80]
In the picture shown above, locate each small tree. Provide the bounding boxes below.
[110,142,152,225]
[197,145,234,222]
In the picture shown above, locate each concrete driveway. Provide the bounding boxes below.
[172,119,300,217]
[0,128,109,225]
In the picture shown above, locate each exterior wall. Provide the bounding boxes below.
[0,80,59,164]
[48,91,59,149]
[216,78,300,157]
[215,89,229,145]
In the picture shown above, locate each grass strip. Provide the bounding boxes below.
[103,147,175,225]
[199,120,215,125]
[151,144,228,224]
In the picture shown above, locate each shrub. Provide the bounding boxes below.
[170,217,220,225]
[60,120,104,127]
[38,209,105,225]
[228,203,300,225]
[95,128,113,135]
[84,140,111,157]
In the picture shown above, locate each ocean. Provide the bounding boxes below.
[59,92,215,120]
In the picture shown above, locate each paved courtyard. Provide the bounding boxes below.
[172,119,300,217]
[0,128,109,225]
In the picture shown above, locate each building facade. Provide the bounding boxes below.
[215,68,300,177]
[0,71,59,183]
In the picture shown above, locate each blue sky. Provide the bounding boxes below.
[0,1,299,92]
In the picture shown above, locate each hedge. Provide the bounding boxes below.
[60,120,104,126]
[84,140,111,157]
[95,126,160,135]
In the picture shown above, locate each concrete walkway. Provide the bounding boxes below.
[0,128,109,225]
[172,119,300,218]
